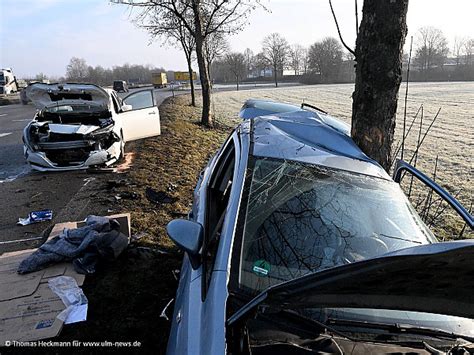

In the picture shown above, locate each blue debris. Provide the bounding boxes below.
[17,209,53,226]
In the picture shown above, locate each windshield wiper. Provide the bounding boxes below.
[377,233,423,244]
[327,318,474,343]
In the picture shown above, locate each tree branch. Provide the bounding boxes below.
[329,0,356,57]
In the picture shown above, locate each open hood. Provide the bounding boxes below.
[229,240,474,326]
[26,83,110,110]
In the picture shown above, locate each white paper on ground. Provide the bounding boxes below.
[48,276,88,324]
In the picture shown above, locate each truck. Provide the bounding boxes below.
[151,72,167,88]
[0,68,19,95]
[174,71,197,82]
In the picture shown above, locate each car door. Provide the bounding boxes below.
[393,160,473,232]
[167,135,239,355]
[119,89,161,142]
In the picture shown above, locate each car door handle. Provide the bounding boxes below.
[149,111,156,115]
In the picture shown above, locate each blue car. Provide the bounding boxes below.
[166,99,474,354]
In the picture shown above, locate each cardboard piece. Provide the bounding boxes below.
[0,214,130,345]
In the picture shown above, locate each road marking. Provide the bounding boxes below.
[0,133,12,138]
[12,119,30,122]
[0,113,6,117]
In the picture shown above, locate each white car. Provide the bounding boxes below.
[22,83,161,171]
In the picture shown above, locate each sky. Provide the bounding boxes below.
[1,0,474,78]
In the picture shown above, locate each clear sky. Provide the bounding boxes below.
[1,0,474,78]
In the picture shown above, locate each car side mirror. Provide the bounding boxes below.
[121,104,132,112]
[166,219,203,269]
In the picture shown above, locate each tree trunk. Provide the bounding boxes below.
[186,56,196,107]
[192,1,212,127]
[352,0,409,171]
[273,65,278,87]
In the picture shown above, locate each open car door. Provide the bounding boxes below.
[119,89,161,142]
[393,159,473,229]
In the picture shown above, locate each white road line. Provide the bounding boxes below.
[0,113,6,117]
[0,133,12,138]
[12,119,30,122]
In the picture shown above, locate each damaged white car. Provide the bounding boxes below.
[23,83,161,171]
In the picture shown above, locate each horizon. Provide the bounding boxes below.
[1,0,474,78]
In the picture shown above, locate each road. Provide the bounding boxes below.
[0,103,36,182]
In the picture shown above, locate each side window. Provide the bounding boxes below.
[202,140,236,299]
[123,90,154,110]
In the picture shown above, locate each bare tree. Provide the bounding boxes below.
[308,37,343,82]
[254,52,270,77]
[289,44,305,75]
[66,57,89,82]
[351,0,409,171]
[243,48,254,78]
[301,47,309,75]
[113,0,263,127]
[144,9,197,106]
[262,33,290,87]
[465,39,474,66]
[415,26,449,74]
[224,52,246,90]
[205,32,229,83]
[453,37,467,66]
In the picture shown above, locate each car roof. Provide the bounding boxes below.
[241,110,390,179]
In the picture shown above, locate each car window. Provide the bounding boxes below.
[123,90,154,110]
[202,140,236,298]
[236,158,436,294]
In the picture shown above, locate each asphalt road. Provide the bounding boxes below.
[0,103,36,182]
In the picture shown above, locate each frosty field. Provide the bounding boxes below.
[212,82,473,210]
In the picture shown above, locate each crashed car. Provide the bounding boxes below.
[23,83,160,171]
[165,99,474,354]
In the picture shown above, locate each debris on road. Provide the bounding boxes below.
[48,276,88,324]
[131,231,148,243]
[18,214,130,275]
[145,187,177,205]
[159,298,174,321]
[83,177,96,186]
[115,191,138,201]
[17,209,53,226]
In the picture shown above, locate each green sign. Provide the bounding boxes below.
[252,260,271,276]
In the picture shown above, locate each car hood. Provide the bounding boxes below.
[228,240,474,325]
[26,83,110,110]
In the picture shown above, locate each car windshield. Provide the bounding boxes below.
[238,158,436,293]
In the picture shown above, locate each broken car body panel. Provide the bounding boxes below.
[23,83,160,171]
[26,83,110,110]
